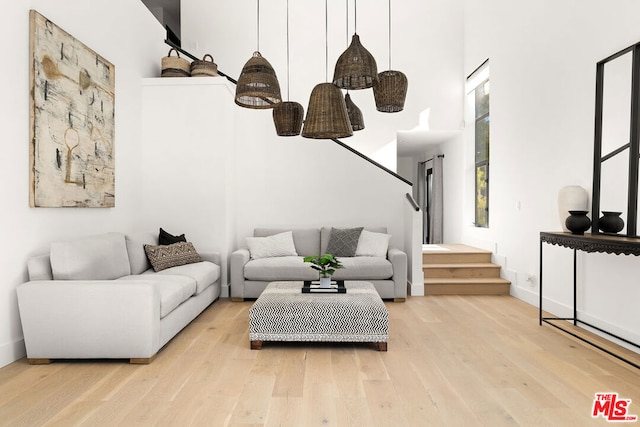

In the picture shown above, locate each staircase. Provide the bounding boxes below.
[423,244,511,295]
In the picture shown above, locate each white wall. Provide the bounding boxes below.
[0,1,166,367]
[463,0,640,348]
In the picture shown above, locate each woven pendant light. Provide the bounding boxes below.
[373,0,407,112]
[273,101,304,136]
[333,34,378,90]
[302,83,353,139]
[302,0,352,139]
[273,0,303,136]
[344,93,364,131]
[235,52,282,108]
[235,0,282,109]
[333,0,377,90]
[374,70,407,112]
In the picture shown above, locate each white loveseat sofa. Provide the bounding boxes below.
[16,231,221,364]
[230,227,407,301]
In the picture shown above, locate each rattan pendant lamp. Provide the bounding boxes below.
[373,0,408,112]
[342,1,364,131]
[273,0,304,136]
[333,0,378,90]
[301,0,353,139]
[235,0,282,109]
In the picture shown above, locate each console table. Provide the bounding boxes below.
[539,231,640,369]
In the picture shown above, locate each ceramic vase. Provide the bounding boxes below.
[598,211,624,233]
[557,185,589,232]
[320,276,332,288]
[565,210,591,235]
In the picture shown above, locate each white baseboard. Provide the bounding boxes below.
[0,338,25,368]
[221,283,230,298]
[409,281,424,296]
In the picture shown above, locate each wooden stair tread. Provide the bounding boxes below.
[422,244,491,254]
[423,263,500,269]
[424,277,511,284]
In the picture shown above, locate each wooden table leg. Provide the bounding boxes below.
[251,340,263,350]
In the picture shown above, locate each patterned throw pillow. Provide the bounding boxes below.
[325,227,364,257]
[159,227,187,245]
[144,242,202,272]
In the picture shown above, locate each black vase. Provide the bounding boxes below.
[599,211,624,233]
[565,210,591,235]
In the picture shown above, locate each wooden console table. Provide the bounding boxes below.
[539,231,640,369]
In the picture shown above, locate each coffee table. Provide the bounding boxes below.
[249,281,388,351]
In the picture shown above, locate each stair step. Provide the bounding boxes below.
[422,244,492,264]
[424,263,501,279]
[424,278,511,295]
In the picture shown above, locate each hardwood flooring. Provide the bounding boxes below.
[1,295,639,426]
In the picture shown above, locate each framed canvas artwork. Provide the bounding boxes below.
[29,10,115,207]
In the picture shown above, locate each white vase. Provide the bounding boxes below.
[557,185,589,232]
[319,276,332,288]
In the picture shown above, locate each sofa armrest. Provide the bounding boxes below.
[199,251,221,266]
[230,249,251,300]
[17,280,161,359]
[388,247,408,300]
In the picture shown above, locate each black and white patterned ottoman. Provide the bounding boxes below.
[249,281,389,351]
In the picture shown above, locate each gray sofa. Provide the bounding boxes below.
[230,227,407,301]
[16,231,221,364]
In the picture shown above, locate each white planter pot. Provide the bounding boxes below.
[319,276,332,288]
[558,185,589,232]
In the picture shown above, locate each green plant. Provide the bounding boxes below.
[303,253,344,278]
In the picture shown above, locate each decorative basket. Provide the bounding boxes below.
[190,54,218,77]
[161,48,190,77]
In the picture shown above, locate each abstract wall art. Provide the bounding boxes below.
[29,10,115,207]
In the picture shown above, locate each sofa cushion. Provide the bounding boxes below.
[246,231,298,259]
[149,261,220,294]
[356,230,391,257]
[159,228,187,245]
[244,256,318,281]
[331,257,393,280]
[325,227,364,257]
[144,242,202,272]
[50,232,131,280]
[118,274,196,318]
[125,232,158,275]
[320,227,387,254]
[254,228,320,257]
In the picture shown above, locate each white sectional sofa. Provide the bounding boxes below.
[230,227,407,301]
[16,231,221,364]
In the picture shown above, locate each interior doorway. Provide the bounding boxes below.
[418,155,444,244]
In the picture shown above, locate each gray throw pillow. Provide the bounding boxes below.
[325,227,363,257]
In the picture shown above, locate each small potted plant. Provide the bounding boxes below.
[303,253,344,288]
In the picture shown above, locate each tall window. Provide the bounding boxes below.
[474,78,490,227]
[467,60,490,228]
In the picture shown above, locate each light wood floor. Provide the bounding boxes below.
[1,295,639,426]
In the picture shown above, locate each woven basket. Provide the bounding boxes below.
[190,54,218,77]
[161,48,190,77]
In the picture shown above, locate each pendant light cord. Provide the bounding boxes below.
[257,0,260,52]
[388,0,391,69]
[286,0,290,101]
[354,0,357,34]
[325,0,328,82]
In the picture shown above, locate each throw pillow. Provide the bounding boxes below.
[144,242,202,272]
[325,227,364,257]
[356,229,391,257]
[159,227,187,245]
[246,231,298,259]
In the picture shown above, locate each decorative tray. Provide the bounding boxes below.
[302,280,346,293]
